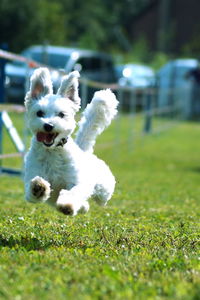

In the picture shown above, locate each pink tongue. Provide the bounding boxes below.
[36,132,54,143]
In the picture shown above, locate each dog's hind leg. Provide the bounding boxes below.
[56,184,93,216]
[93,175,116,207]
[57,198,89,216]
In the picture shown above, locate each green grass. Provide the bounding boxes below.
[0,114,200,300]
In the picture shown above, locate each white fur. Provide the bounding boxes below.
[75,89,118,153]
[24,68,118,216]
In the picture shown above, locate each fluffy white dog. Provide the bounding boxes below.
[24,68,118,215]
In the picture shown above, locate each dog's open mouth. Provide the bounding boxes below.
[36,132,58,147]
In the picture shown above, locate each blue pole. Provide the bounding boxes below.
[143,89,152,133]
[0,43,8,172]
[0,43,7,103]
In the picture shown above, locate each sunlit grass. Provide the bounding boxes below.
[0,113,199,299]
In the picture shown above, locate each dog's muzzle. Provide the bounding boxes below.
[36,122,68,147]
[36,132,58,147]
[36,132,68,148]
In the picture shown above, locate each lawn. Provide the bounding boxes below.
[0,113,199,300]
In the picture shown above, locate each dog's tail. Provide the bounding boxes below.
[75,89,118,153]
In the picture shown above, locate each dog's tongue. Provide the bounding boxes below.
[36,132,55,143]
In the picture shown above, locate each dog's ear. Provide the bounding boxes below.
[25,68,53,106]
[57,71,81,110]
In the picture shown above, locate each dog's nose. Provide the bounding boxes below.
[44,123,54,132]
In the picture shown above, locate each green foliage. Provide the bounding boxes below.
[120,37,150,64]
[182,29,200,58]
[113,37,169,70]
[0,115,200,299]
[0,0,66,52]
[150,52,169,70]
[0,0,158,54]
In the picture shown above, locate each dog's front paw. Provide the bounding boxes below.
[30,176,51,202]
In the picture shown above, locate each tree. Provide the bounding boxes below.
[0,0,157,54]
[0,0,66,52]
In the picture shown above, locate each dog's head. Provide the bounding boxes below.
[25,68,81,148]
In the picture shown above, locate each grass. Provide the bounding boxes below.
[0,113,200,300]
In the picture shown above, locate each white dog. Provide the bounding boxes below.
[24,68,118,215]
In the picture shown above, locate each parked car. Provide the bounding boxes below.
[115,63,155,88]
[156,58,199,119]
[5,45,117,103]
[5,61,27,103]
[114,63,155,112]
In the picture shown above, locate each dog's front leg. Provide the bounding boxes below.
[56,184,93,216]
[26,176,51,203]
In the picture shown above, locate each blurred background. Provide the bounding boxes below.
[0,0,200,112]
[1,0,200,61]
[1,0,200,119]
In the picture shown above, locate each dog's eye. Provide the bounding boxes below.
[36,110,45,117]
[58,112,65,118]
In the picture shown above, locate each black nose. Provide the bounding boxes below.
[44,123,54,132]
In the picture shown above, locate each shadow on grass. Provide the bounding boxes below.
[185,166,200,173]
[0,233,71,251]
